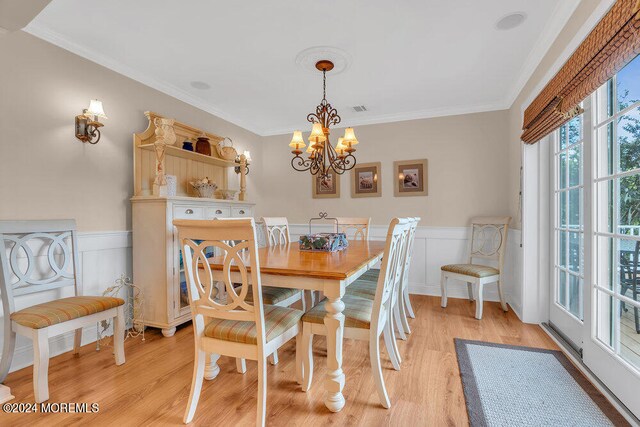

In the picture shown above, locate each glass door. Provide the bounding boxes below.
[550,115,585,348]
[584,63,640,413]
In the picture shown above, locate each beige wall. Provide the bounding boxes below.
[506,0,604,229]
[0,31,264,231]
[260,110,511,226]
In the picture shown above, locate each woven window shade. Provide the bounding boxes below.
[521,0,640,144]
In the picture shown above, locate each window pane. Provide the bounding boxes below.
[569,144,581,187]
[568,188,581,229]
[596,236,614,291]
[558,231,567,267]
[568,274,582,319]
[560,191,567,227]
[617,54,640,112]
[617,108,640,173]
[559,152,567,189]
[619,239,640,298]
[619,174,640,231]
[558,270,567,307]
[568,115,582,146]
[559,125,567,150]
[569,231,581,273]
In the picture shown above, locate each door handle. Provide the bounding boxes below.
[185,209,194,214]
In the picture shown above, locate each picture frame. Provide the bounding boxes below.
[394,159,428,197]
[351,162,382,198]
[312,171,341,198]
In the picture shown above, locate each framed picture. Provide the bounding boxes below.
[394,159,428,197]
[351,162,381,198]
[312,171,340,198]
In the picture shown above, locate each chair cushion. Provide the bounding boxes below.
[302,294,375,329]
[235,286,300,305]
[346,279,377,299]
[441,264,499,278]
[359,268,380,281]
[204,305,303,345]
[11,296,125,329]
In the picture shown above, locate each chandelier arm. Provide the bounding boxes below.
[291,155,313,172]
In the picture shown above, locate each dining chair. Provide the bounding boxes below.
[175,218,303,426]
[348,217,420,340]
[299,218,410,408]
[336,217,371,240]
[259,217,307,365]
[0,220,125,403]
[440,216,511,320]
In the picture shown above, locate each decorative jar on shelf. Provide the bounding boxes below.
[182,140,194,151]
[195,134,212,156]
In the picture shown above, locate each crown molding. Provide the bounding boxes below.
[259,101,510,136]
[504,0,581,109]
[26,3,579,138]
[24,22,268,136]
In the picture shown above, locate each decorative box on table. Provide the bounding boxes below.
[299,233,349,252]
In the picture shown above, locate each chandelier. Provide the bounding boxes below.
[289,60,359,177]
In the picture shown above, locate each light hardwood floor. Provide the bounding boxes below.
[3,296,559,426]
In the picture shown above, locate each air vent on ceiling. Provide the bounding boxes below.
[351,105,368,112]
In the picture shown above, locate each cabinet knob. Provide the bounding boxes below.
[185,209,194,214]
[215,209,223,215]
[239,210,245,215]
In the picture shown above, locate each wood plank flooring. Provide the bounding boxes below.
[2,296,560,426]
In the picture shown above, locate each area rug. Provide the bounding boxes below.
[454,339,630,427]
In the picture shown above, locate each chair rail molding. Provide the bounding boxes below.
[0,230,131,374]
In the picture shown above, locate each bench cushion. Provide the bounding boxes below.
[204,305,302,345]
[441,264,499,278]
[11,296,125,329]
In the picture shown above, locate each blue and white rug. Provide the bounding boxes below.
[455,339,629,427]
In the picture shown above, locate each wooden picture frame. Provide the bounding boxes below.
[312,171,341,198]
[394,159,428,197]
[351,162,381,198]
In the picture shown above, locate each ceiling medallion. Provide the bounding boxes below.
[289,60,359,178]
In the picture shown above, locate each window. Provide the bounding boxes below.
[593,54,640,370]
[554,115,584,320]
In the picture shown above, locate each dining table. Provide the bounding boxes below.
[205,239,386,412]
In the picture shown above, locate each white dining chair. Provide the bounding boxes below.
[299,218,410,408]
[440,216,511,320]
[348,217,420,340]
[0,220,125,403]
[335,217,371,240]
[175,218,303,426]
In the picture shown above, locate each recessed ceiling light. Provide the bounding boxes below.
[495,12,527,30]
[190,81,211,90]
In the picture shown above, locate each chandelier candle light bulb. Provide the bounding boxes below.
[289,59,360,177]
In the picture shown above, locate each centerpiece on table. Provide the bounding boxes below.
[298,212,349,252]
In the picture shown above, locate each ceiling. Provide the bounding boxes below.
[26,0,580,136]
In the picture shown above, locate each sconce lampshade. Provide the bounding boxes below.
[289,130,306,150]
[309,122,327,144]
[86,99,107,119]
[342,127,358,147]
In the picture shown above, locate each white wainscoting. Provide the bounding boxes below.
[289,224,523,317]
[1,231,132,374]
[2,224,525,374]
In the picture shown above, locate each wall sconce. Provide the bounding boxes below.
[235,150,251,175]
[75,99,107,144]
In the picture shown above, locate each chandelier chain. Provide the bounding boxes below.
[323,69,326,101]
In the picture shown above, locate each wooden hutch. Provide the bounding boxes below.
[131,112,254,337]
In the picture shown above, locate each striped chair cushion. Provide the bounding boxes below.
[441,264,499,278]
[346,279,377,299]
[234,286,300,305]
[204,305,303,345]
[11,296,125,329]
[302,294,374,329]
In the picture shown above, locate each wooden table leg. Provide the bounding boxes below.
[323,286,346,412]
